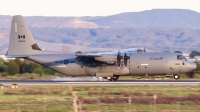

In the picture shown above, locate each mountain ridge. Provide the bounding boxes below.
[91,9,200,29]
[0,9,200,53]
[1,9,200,29]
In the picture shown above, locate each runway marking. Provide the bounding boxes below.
[0,80,200,86]
[58,81,200,85]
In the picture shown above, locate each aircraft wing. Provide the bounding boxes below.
[75,53,102,57]
[75,47,138,62]
[75,48,138,57]
[75,52,115,62]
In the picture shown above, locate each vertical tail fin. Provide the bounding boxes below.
[7,15,41,56]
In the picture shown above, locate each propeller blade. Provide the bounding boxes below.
[117,52,123,68]
[124,53,130,67]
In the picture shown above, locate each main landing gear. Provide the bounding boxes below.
[173,74,180,80]
[104,75,119,81]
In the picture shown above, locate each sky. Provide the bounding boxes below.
[0,0,200,17]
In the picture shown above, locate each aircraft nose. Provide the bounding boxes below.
[187,62,197,71]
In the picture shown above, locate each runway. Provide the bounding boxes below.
[0,79,200,86]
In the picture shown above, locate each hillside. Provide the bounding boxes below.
[0,16,100,29]
[1,9,200,29]
[0,9,200,53]
[91,9,200,29]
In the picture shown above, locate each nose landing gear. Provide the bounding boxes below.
[173,74,180,80]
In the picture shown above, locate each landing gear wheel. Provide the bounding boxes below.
[103,77,113,81]
[109,78,113,81]
[103,76,119,81]
[173,74,180,80]
[112,76,119,81]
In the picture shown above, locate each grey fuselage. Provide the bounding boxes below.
[27,52,196,77]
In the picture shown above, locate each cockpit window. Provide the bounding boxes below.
[177,55,189,61]
[182,55,189,61]
[177,55,183,60]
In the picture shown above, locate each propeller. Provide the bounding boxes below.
[124,53,130,67]
[143,47,146,52]
[117,51,123,68]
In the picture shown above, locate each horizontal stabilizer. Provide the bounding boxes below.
[6,55,29,58]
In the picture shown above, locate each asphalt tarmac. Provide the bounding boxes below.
[0,79,199,85]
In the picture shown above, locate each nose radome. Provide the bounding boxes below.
[188,62,197,71]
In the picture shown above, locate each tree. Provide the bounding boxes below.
[20,60,42,73]
[195,62,200,72]
[33,68,44,75]
[0,58,5,67]
[189,51,200,58]
[13,58,23,67]
[7,61,19,75]
[0,58,6,72]
[44,68,56,75]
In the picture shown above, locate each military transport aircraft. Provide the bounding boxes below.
[6,15,197,81]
